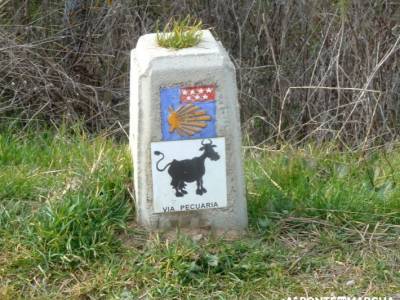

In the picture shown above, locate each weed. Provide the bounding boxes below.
[30,190,130,268]
[0,125,132,271]
[156,16,203,49]
[246,146,400,226]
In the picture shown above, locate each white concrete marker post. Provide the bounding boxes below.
[130,30,247,231]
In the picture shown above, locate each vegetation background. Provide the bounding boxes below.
[1,0,400,147]
[1,0,400,299]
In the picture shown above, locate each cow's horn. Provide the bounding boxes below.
[201,139,213,145]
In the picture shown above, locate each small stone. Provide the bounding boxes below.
[192,234,203,242]
[345,279,355,286]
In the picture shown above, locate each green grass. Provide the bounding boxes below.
[156,16,203,49]
[1,126,400,299]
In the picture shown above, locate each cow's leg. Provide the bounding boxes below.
[175,187,183,197]
[179,181,188,194]
[175,188,183,197]
[200,178,207,193]
[196,179,203,195]
[171,178,183,197]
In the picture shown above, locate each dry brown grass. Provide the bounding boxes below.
[1,0,400,147]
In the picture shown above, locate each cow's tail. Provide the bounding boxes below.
[154,151,171,172]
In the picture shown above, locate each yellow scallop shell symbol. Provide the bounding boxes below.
[167,103,212,136]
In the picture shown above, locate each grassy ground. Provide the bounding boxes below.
[0,126,399,299]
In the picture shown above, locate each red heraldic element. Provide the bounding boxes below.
[180,85,216,103]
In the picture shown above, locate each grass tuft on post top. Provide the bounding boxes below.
[156,16,203,49]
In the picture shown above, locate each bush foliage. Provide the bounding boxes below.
[1,0,400,147]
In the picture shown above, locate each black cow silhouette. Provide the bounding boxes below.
[154,139,220,197]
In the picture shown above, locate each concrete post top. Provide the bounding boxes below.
[134,30,226,71]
